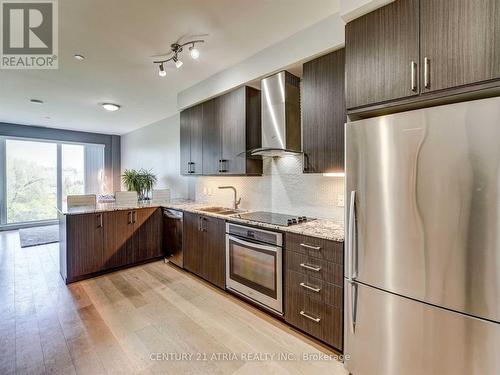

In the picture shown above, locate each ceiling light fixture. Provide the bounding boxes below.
[159,63,166,77]
[173,56,183,69]
[74,54,85,60]
[153,39,205,77]
[101,103,121,112]
[189,44,200,59]
[30,99,44,104]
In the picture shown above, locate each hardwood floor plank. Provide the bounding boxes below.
[0,230,347,375]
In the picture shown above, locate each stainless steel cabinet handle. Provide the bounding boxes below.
[300,243,321,251]
[201,217,207,232]
[198,216,202,231]
[300,263,321,272]
[347,280,358,334]
[299,282,321,293]
[132,211,137,223]
[128,211,132,224]
[424,57,430,89]
[348,190,358,279]
[299,310,321,323]
[97,213,103,228]
[411,61,417,92]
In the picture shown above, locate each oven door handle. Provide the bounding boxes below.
[228,235,279,253]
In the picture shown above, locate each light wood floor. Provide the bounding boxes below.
[0,229,348,375]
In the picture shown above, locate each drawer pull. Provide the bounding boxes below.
[300,282,321,293]
[300,263,321,272]
[300,243,321,250]
[300,310,321,323]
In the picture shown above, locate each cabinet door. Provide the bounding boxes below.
[202,98,221,175]
[303,49,346,173]
[67,213,103,278]
[190,104,204,175]
[103,210,133,270]
[129,208,163,264]
[201,216,226,289]
[345,0,420,109]
[183,212,203,276]
[420,0,500,93]
[221,87,247,175]
[180,108,191,175]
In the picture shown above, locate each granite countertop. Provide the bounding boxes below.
[59,200,344,242]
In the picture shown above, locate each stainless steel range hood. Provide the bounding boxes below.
[249,71,301,157]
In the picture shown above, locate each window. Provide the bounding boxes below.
[0,137,105,228]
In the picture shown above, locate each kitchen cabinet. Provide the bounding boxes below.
[103,210,132,269]
[184,86,262,176]
[60,207,164,283]
[345,0,500,113]
[183,212,225,288]
[420,0,500,93]
[66,213,104,279]
[180,104,203,175]
[345,0,419,109]
[284,233,344,350]
[129,207,163,264]
[302,49,346,174]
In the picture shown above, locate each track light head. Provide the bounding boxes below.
[159,63,166,77]
[173,56,183,69]
[189,45,200,59]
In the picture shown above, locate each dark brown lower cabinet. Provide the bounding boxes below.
[103,210,132,269]
[65,212,104,279]
[129,208,163,264]
[183,212,225,289]
[284,233,344,351]
[60,207,163,284]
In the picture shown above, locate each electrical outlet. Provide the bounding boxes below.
[336,193,345,207]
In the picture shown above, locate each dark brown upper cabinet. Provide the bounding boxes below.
[420,0,500,93]
[345,0,420,110]
[302,49,346,174]
[346,0,500,114]
[180,104,203,175]
[185,86,262,176]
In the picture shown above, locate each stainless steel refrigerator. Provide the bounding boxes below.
[345,97,500,375]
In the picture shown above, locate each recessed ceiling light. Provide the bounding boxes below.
[74,54,85,60]
[101,103,121,112]
[30,99,44,104]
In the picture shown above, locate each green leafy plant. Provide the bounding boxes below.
[121,168,157,200]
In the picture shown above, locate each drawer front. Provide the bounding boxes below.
[285,233,343,264]
[285,290,343,350]
[286,269,343,308]
[285,251,343,286]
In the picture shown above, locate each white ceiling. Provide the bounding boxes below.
[0,0,339,135]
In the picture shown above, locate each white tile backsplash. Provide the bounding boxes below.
[193,155,344,221]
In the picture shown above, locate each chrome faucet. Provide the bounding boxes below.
[218,186,241,210]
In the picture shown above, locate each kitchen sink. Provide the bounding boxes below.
[198,207,227,213]
[198,207,242,215]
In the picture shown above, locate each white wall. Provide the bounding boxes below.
[194,156,344,221]
[340,0,394,22]
[120,113,191,200]
[178,12,346,110]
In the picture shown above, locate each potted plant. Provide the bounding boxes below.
[121,168,157,201]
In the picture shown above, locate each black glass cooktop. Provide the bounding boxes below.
[236,211,315,227]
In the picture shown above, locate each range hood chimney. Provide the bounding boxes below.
[250,71,301,157]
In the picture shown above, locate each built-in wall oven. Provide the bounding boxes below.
[225,223,283,315]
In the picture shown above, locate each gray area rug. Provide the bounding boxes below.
[19,225,59,248]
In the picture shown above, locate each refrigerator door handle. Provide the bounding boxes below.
[348,190,358,279]
[348,279,358,334]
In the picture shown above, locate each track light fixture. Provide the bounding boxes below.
[153,39,204,77]
[158,63,166,77]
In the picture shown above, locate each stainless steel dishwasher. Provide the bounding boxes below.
[163,209,183,267]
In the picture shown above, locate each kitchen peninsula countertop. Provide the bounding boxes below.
[58,200,344,242]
